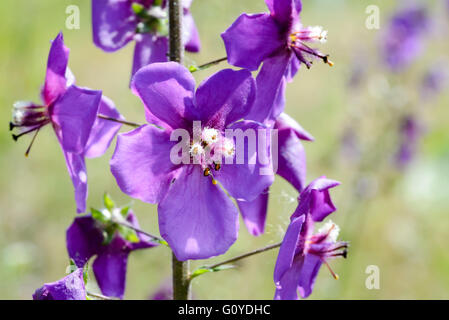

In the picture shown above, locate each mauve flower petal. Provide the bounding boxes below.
[158,166,239,261]
[221,13,284,71]
[265,0,298,28]
[274,256,303,300]
[51,85,102,154]
[183,10,201,52]
[273,215,305,285]
[292,177,340,221]
[93,237,130,299]
[276,128,307,192]
[132,35,169,78]
[237,189,269,236]
[297,254,322,298]
[275,113,314,141]
[110,125,180,204]
[195,69,256,128]
[85,96,123,159]
[246,52,291,123]
[33,268,86,300]
[62,151,88,214]
[66,216,104,267]
[42,32,70,106]
[92,0,137,52]
[131,62,197,130]
[216,121,275,202]
[285,55,301,82]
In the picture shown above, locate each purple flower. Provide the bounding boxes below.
[222,0,331,122]
[10,32,122,213]
[381,5,430,72]
[421,63,448,101]
[92,0,200,79]
[395,115,423,168]
[110,62,274,260]
[33,268,86,300]
[273,177,347,300]
[66,207,157,299]
[237,113,314,236]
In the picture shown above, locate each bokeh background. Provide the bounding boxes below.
[1,0,448,299]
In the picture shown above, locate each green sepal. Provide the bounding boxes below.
[118,225,140,243]
[82,263,89,286]
[132,3,145,17]
[189,65,199,73]
[103,193,115,211]
[91,207,110,224]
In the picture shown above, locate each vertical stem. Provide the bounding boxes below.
[168,0,190,300]
[169,0,183,63]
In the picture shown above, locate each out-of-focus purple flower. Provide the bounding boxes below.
[274,177,347,300]
[421,63,448,100]
[92,0,200,80]
[33,268,86,300]
[381,5,430,72]
[395,115,423,168]
[110,62,274,260]
[222,0,332,122]
[340,126,361,164]
[10,33,122,213]
[67,207,157,299]
[237,113,314,236]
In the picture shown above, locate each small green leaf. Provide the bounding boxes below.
[132,3,145,15]
[83,264,89,286]
[92,207,110,223]
[103,193,115,211]
[118,225,140,243]
[190,264,235,280]
[189,65,199,73]
[120,205,131,218]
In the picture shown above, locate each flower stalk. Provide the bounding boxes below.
[168,0,191,300]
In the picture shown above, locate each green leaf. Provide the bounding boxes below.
[83,264,89,286]
[118,225,140,243]
[190,264,235,280]
[91,207,110,223]
[189,65,199,73]
[132,3,145,15]
[120,205,131,218]
[103,193,115,211]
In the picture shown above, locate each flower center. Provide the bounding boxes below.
[189,126,235,183]
[10,101,51,156]
[289,26,333,69]
[133,2,169,36]
[306,220,348,280]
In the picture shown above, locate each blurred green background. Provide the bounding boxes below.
[1,0,448,299]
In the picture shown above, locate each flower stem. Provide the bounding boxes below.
[204,242,282,270]
[192,56,228,72]
[87,291,116,300]
[114,220,166,245]
[97,114,142,128]
[168,0,191,300]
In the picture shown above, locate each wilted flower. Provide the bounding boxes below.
[274,177,347,300]
[92,0,200,79]
[10,32,122,213]
[110,62,274,260]
[381,5,430,72]
[33,268,86,300]
[222,0,331,122]
[66,199,157,299]
[237,113,314,236]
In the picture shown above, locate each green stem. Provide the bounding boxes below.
[168,0,191,300]
[193,56,228,72]
[97,114,142,128]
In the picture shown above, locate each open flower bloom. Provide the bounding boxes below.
[33,268,86,300]
[237,113,314,236]
[381,5,429,72]
[222,0,331,122]
[110,62,274,260]
[92,0,200,79]
[9,33,123,213]
[274,177,347,300]
[66,209,157,299]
